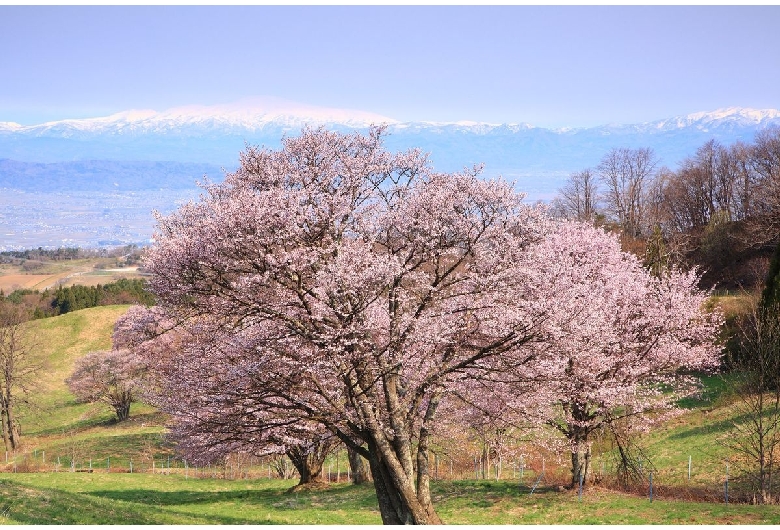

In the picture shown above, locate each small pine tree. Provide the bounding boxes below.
[747,238,780,393]
[760,239,780,315]
[644,224,669,278]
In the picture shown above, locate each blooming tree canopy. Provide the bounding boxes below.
[521,221,722,486]
[115,304,341,486]
[66,347,147,421]
[138,126,555,524]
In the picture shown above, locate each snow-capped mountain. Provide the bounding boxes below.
[5,104,776,139]
[0,97,398,138]
[649,107,780,131]
[2,102,780,194]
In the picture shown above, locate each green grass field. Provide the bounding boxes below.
[1,473,779,525]
[1,305,779,524]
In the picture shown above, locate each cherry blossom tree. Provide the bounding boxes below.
[66,348,147,421]
[522,221,722,487]
[113,305,341,487]
[138,126,555,524]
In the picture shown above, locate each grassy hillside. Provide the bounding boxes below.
[1,305,779,524]
[10,306,168,474]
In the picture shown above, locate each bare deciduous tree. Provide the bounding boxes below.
[597,147,658,237]
[661,140,756,236]
[552,169,599,222]
[0,302,41,451]
[723,295,780,504]
[748,127,780,247]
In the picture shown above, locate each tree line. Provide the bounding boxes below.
[551,127,780,289]
[0,244,144,265]
[1,278,155,319]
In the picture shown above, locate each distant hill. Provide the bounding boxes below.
[13,305,169,473]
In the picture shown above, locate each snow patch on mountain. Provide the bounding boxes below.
[0,121,24,132]
[644,107,780,132]
[3,97,399,137]
[3,101,778,139]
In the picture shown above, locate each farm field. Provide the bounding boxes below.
[0,257,145,294]
[1,305,779,524]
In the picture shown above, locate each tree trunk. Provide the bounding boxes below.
[3,388,16,450]
[368,454,407,524]
[367,453,441,525]
[0,397,9,452]
[365,442,442,525]
[571,443,591,489]
[347,446,370,484]
[287,448,326,485]
[114,400,131,422]
[415,425,439,523]
[341,357,443,523]
[286,439,340,486]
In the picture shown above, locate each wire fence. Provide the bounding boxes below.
[1,448,774,504]
[1,449,355,483]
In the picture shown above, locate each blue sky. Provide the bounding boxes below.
[1,5,779,128]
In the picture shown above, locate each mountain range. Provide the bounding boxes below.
[1,100,779,250]
[2,101,779,195]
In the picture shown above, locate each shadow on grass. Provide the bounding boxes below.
[31,417,116,437]
[29,407,165,437]
[83,482,381,524]
[41,431,172,460]
[676,375,732,410]
[0,480,287,524]
[432,478,561,507]
[86,487,281,507]
[666,410,755,441]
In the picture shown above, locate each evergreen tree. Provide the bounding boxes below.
[760,239,780,315]
[643,224,669,278]
[741,238,780,393]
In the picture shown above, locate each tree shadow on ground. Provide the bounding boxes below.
[666,410,757,441]
[0,480,287,524]
[84,484,379,524]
